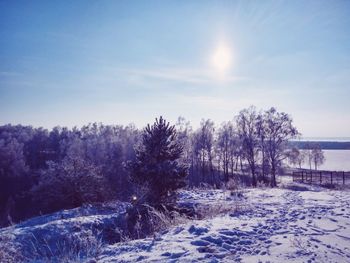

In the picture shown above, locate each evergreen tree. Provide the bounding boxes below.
[129,116,188,206]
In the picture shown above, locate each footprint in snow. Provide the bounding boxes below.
[188,225,209,236]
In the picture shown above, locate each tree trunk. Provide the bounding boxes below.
[251,161,257,187]
[261,145,265,181]
[271,162,277,187]
[202,152,205,183]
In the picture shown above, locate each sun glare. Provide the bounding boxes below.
[211,42,232,74]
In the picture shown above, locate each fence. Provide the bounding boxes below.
[292,170,350,186]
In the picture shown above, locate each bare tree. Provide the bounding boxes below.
[304,144,313,170]
[287,147,298,168]
[256,112,269,181]
[297,150,306,169]
[193,119,215,185]
[176,117,194,186]
[287,147,306,169]
[236,106,259,187]
[287,147,301,168]
[216,121,235,182]
[311,145,325,170]
[263,107,298,187]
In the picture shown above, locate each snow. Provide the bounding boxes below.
[0,201,131,261]
[99,185,350,262]
[1,184,350,262]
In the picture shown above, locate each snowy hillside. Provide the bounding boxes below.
[1,183,350,262]
[99,185,350,262]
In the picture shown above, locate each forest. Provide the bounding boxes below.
[1,106,303,227]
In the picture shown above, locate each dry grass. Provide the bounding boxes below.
[226,179,240,191]
[143,204,189,234]
[20,230,104,262]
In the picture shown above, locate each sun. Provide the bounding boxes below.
[211,42,232,73]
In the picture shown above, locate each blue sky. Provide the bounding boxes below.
[1,0,349,136]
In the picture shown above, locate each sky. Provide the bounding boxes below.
[1,0,350,137]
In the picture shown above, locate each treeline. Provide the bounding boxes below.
[287,145,326,170]
[0,106,298,226]
[290,141,350,150]
[0,124,139,226]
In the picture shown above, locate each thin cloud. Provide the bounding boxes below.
[177,95,258,111]
[115,67,246,85]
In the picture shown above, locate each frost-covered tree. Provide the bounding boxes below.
[287,147,300,168]
[31,154,106,213]
[297,150,306,169]
[304,147,313,170]
[256,112,270,180]
[0,123,140,225]
[216,122,236,182]
[0,107,302,224]
[287,147,306,169]
[129,117,188,206]
[311,145,325,170]
[0,136,28,221]
[175,117,194,185]
[262,107,298,187]
[24,128,50,170]
[193,119,215,184]
[236,106,260,187]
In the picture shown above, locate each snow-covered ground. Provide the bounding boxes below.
[0,201,131,262]
[1,183,350,262]
[100,185,350,263]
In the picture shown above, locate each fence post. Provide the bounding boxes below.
[337,171,340,184]
[343,171,345,185]
[310,171,312,184]
[331,172,333,185]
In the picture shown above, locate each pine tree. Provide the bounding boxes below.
[130,116,188,206]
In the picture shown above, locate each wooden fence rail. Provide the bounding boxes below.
[292,170,349,186]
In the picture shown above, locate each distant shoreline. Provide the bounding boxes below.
[299,137,350,142]
[290,140,350,150]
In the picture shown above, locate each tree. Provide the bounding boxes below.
[303,143,314,170]
[31,148,107,213]
[129,116,188,206]
[296,150,306,169]
[216,122,236,182]
[193,119,215,185]
[176,117,194,186]
[0,136,28,223]
[263,107,298,187]
[311,145,325,170]
[0,123,141,225]
[288,147,306,169]
[256,112,269,181]
[287,147,301,168]
[236,106,259,187]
